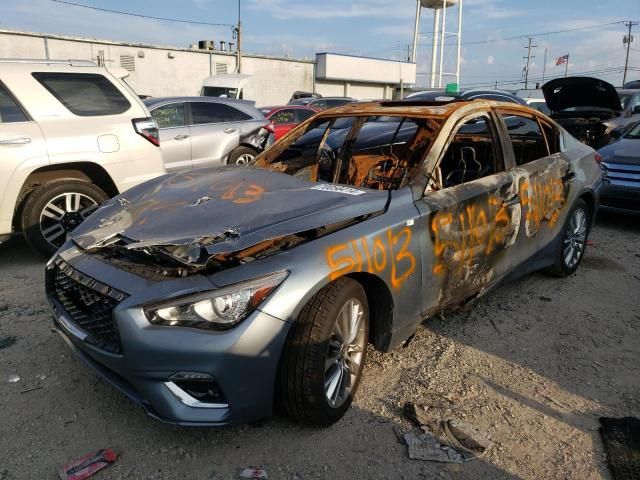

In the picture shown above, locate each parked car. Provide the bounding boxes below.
[405,88,528,105]
[615,89,640,128]
[0,59,165,257]
[524,98,551,115]
[47,99,600,427]
[289,91,321,102]
[598,121,640,214]
[622,80,640,89]
[542,77,629,149]
[145,97,272,168]
[288,96,355,110]
[259,105,318,140]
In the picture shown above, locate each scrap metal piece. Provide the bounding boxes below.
[58,448,117,480]
[404,431,465,463]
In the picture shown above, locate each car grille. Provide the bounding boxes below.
[46,258,128,354]
[603,161,640,189]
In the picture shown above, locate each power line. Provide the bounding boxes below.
[49,0,234,28]
[416,20,633,48]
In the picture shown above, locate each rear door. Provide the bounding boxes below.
[0,81,48,234]
[149,102,191,172]
[189,101,255,168]
[415,111,522,314]
[495,109,574,268]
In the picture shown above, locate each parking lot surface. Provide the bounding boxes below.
[0,213,638,480]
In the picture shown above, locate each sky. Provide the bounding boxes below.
[1,0,639,89]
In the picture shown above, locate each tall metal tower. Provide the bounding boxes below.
[411,0,463,88]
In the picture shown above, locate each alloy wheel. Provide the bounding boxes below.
[563,207,587,270]
[39,192,99,249]
[324,298,366,408]
[235,153,255,165]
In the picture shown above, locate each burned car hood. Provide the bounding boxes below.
[542,77,621,113]
[71,166,388,266]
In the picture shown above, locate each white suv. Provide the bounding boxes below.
[0,59,165,257]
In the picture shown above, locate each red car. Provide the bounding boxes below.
[260,105,318,140]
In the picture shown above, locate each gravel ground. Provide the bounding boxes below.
[0,212,638,480]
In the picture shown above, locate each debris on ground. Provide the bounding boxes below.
[58,448,118,480]
[402,402,493,463]
[404,431,466,463]
[238,468,268,479]
[6,374,20,384]
[0,335,16,349]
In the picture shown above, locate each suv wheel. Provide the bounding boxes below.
[21,179,108,258]
[228,146,258,165]
[277,278,369,426]
[545,198,590,277]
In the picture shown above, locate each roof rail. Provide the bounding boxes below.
[0,58,97,67]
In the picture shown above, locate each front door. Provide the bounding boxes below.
[150,102,191,172]
[415,112,522,315]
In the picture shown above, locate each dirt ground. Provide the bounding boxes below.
[0,212,638,480]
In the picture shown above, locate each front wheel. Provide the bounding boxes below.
[20,179,108,258]
[277,278,369,426]
[545,198,590,277]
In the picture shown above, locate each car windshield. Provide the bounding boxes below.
[289,98,313,106]
[255,114,442,191]
[619,94,631,109]
[624,122,640,139]
[202,86,238,98]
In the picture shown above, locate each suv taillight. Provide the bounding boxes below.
[132,117,160,146]
[594,153,603,165]
[264,122,275,135]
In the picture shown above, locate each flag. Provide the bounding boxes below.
[556,54,569,66]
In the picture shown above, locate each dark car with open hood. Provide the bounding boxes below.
[46,99,602,427]
[542,77,623,149]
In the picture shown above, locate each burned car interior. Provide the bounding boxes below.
[257,114,442,191]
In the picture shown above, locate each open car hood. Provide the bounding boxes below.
[542,77,621,113]
[71,167,388,267]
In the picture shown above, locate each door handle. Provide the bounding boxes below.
[224,128,238,134]
[0,137,31,145]
[563,170,576,182]
[174,134,189,141]
[502,195,520,208]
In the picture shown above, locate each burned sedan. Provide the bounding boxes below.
[46,100,601,427]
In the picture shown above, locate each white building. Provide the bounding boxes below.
[0,29,416,106]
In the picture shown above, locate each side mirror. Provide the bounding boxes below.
[610,129,623,139]
[633,105,640,114]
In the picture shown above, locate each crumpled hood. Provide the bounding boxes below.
[542,77,621,113]
[72,166,388,264]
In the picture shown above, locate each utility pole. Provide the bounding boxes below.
[623,21,638,86]
[541,45,548,85]
[522,37,536,90]
[234,0,242,73]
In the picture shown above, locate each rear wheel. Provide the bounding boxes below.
[277,278,369,426]
[21,179,108,258]
[546,198,590,277]
[227,146,258,165]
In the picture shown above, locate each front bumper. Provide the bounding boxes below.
[46,253,290,427]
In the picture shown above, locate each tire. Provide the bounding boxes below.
[227,146,258,165]
[21,179,108,258]
[545,198,590,277]
[277,278,369,426]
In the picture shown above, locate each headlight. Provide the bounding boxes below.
[144,271,288,330]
